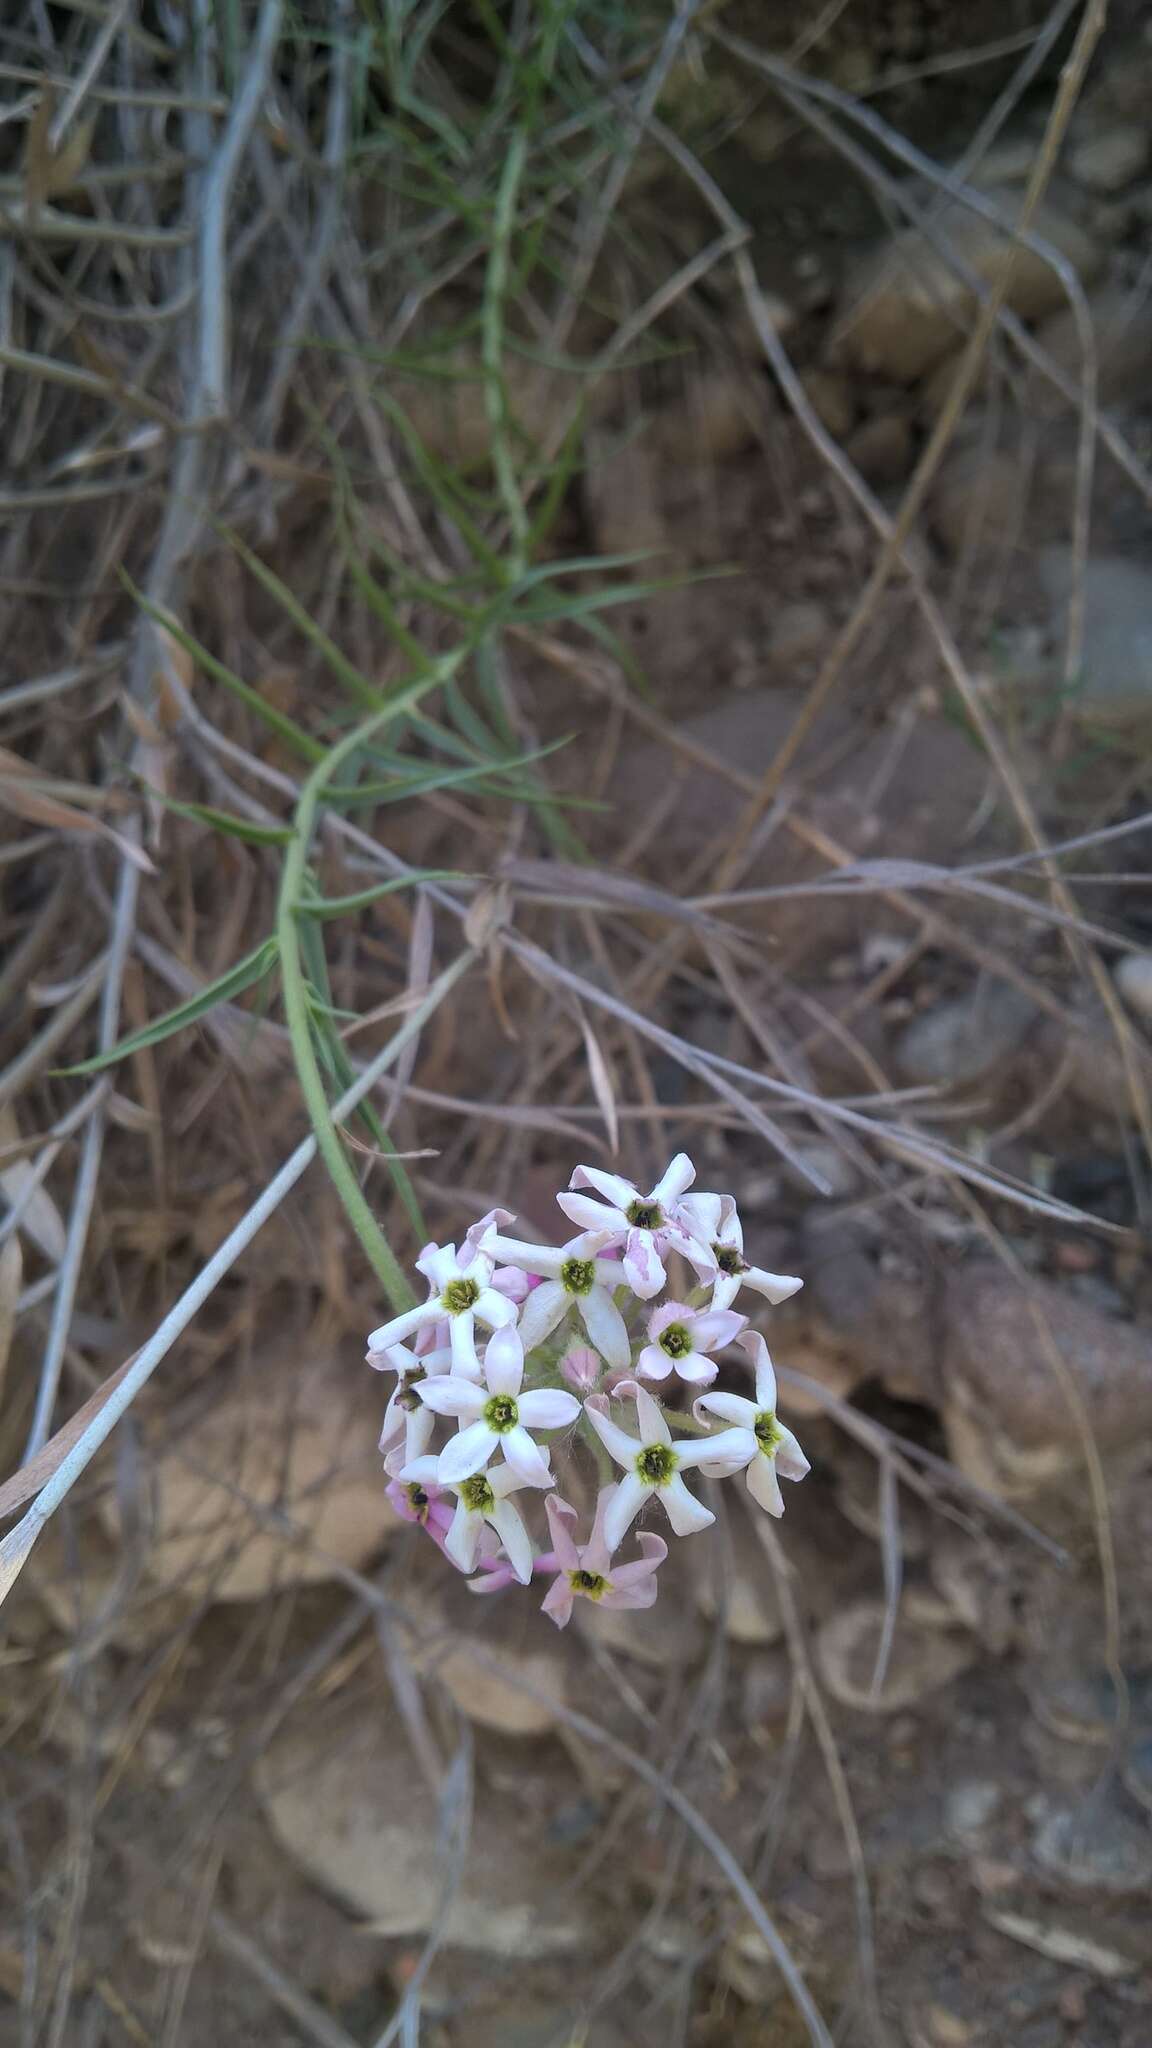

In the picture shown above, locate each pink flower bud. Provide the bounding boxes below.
[560,1345,601,1393]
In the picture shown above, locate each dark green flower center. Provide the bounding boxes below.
[484,1394,518,1434]
[636,1442,677,1486]
[460,1473,495,1513]
[754,1410,783,1454]
[398,1367,426,1410]
[626,1199,662,1230]
[560,1256,596,1296]
[441,1276,480,1315]
[570,1568,608,1599]
[405,1483,430,1521]
[658,1321,693,1360]
[714,1243,746,1277]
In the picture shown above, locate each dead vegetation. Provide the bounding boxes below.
[2,0,1152,2042]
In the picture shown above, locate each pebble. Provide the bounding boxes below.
[1069,125,1149,192]
[929,445,1027,558]
[832,189,1102,382]
[1038,549,1152,717]
[1032,1797,1152,1896]
[946,1780,1002,1837]
[687,1514,782,1647]
[255,1690,588,1953]
[767,600,829,664]
[817,1598,976,1713]
[844,411,914,486]
[1114,949,1152,1024]
[895,979,1040,1088]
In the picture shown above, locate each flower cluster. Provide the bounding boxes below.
[369,1157,808,1628]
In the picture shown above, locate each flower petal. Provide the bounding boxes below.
[487,1499,533,1584]
[437,1420,498,1484]
[540,1574,575,1627]
[474,1286,517,1330]
[602,1473,647,1552]
[482,1321,524,1396]
[501,1424,553,1487]
[516,1280,569,1353]
[675,1425,755,1472]
[577,1286,630,1372]
[650,1153,696,1205]
[746,1454,785,1517]
[736,1329,778,1411]
[445,1499,483,1572]
[602,1577,659,1611]
[634,1344,673,1383]
[416,1378,484,1419]
[633,1385,671,1446]
[775,1426,810,1483]
[661,1474,714,1536]
[556,1190,625,1235]
[517,1388,581,1430]
[367,1305,432,1351]
[623,1229,664,1299]
[676,1192,723,1242]
[544,1494,581,1572]
[584,1399,641,1471]
[690,1307,747,1352]
[569,1164,639,1210]
[694,1390,757,1429]
[485,1234,564,1279]
[674,1356,718,1387]
[415,1243,459,1290]
[744,1267,803,1306]
[449,1313,480,1377]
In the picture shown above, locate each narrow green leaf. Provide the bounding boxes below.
[296,870,469,919]
[121,576,324,762]
[59,939,279,1074]
[147,793,294,846]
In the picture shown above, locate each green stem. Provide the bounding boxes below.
[482,128,530,580]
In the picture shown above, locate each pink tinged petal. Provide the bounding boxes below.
[466,1206,515,1254]
[382,1445,407,1478]
[544,1495,582,1571]
[402,1407,435,1468]
[662,1474,714,1536]
[500,1425,553,1487]
[468,1562,518,1595]
[708,1273,742,1313]
[602,1473,648,1552]
[736,1329,778,1411]
[747,1454,785,1517]
[633,1385,672,1446]
[584,1400,641,1471]
[492,1265,531,1304]
[560,1346,601,1393]
[634,1344,673,1383]
[483,1322,524,1396]
[676,1191,723,1241]
[415,1243,459,1288]
[474,1286,517,1330]
[445,1500,483,1572]
[517,1388,581,1430]
[583,1489,617,1574]
[367,1305,433,1351]
[437,1420,499,1484]
[556,1190,626,1236]
[745,1267,803,1306]
[487,1500,533,1584]
[650,1153,696,1205]
[775,1427,810,1482]
[690,1307,747,1351]
[675,1356,718,1387]
[663,1225,716,1279]
[623,1230,664,1299]
[696,1443,757,1479]
[416,1378,484,1420]
[488,1235,565,1279]
[577,1287,630,1371]
[602,1577,660,1612]
[378,1398,405,1450]
[541,1575,575,1627]
[569,1164,639,1210]
[516,1280,570,1353]
[694,1390,758,1429]
[609,1542,667,1591]
[675,1426,756,1471]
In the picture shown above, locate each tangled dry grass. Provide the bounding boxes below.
[3,0,1152,2041]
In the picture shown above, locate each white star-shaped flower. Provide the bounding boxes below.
[401,1450,548,1583]
[584,1382,753,1549]
[556,1154,705,1299]
[412,1324,581,1488]
[481,1226,630,1369]
[693,1330,810,1516]
[635,1300,746,1386]
[678,1192,803,1313]
[367,1233,516,1379]
[371,1339,454,1474]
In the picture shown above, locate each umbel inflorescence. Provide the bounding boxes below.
[367,1156,809,1627]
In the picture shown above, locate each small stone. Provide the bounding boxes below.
[924,2004,976,2046]
[1032,1797,1152,1895]
[1069,125,1149,192]
[781,1141,859,1199]
[1039,550,1152,718]
[844,412,914,486]
[255,1691,588,1953]
[575,1576,705,1669]
[817,1598,976,1713]
[833,190,1103,383]
[1029,283,1152,417]
[946,1780,1001,1837]
[687,1515,782,1647]
[799,367,855,439]
[1114,950,1152,1025]
[427,1631,567,1737]
[768,601,829,663]
[896,979,1040,1088]
[930,445,1027,558]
